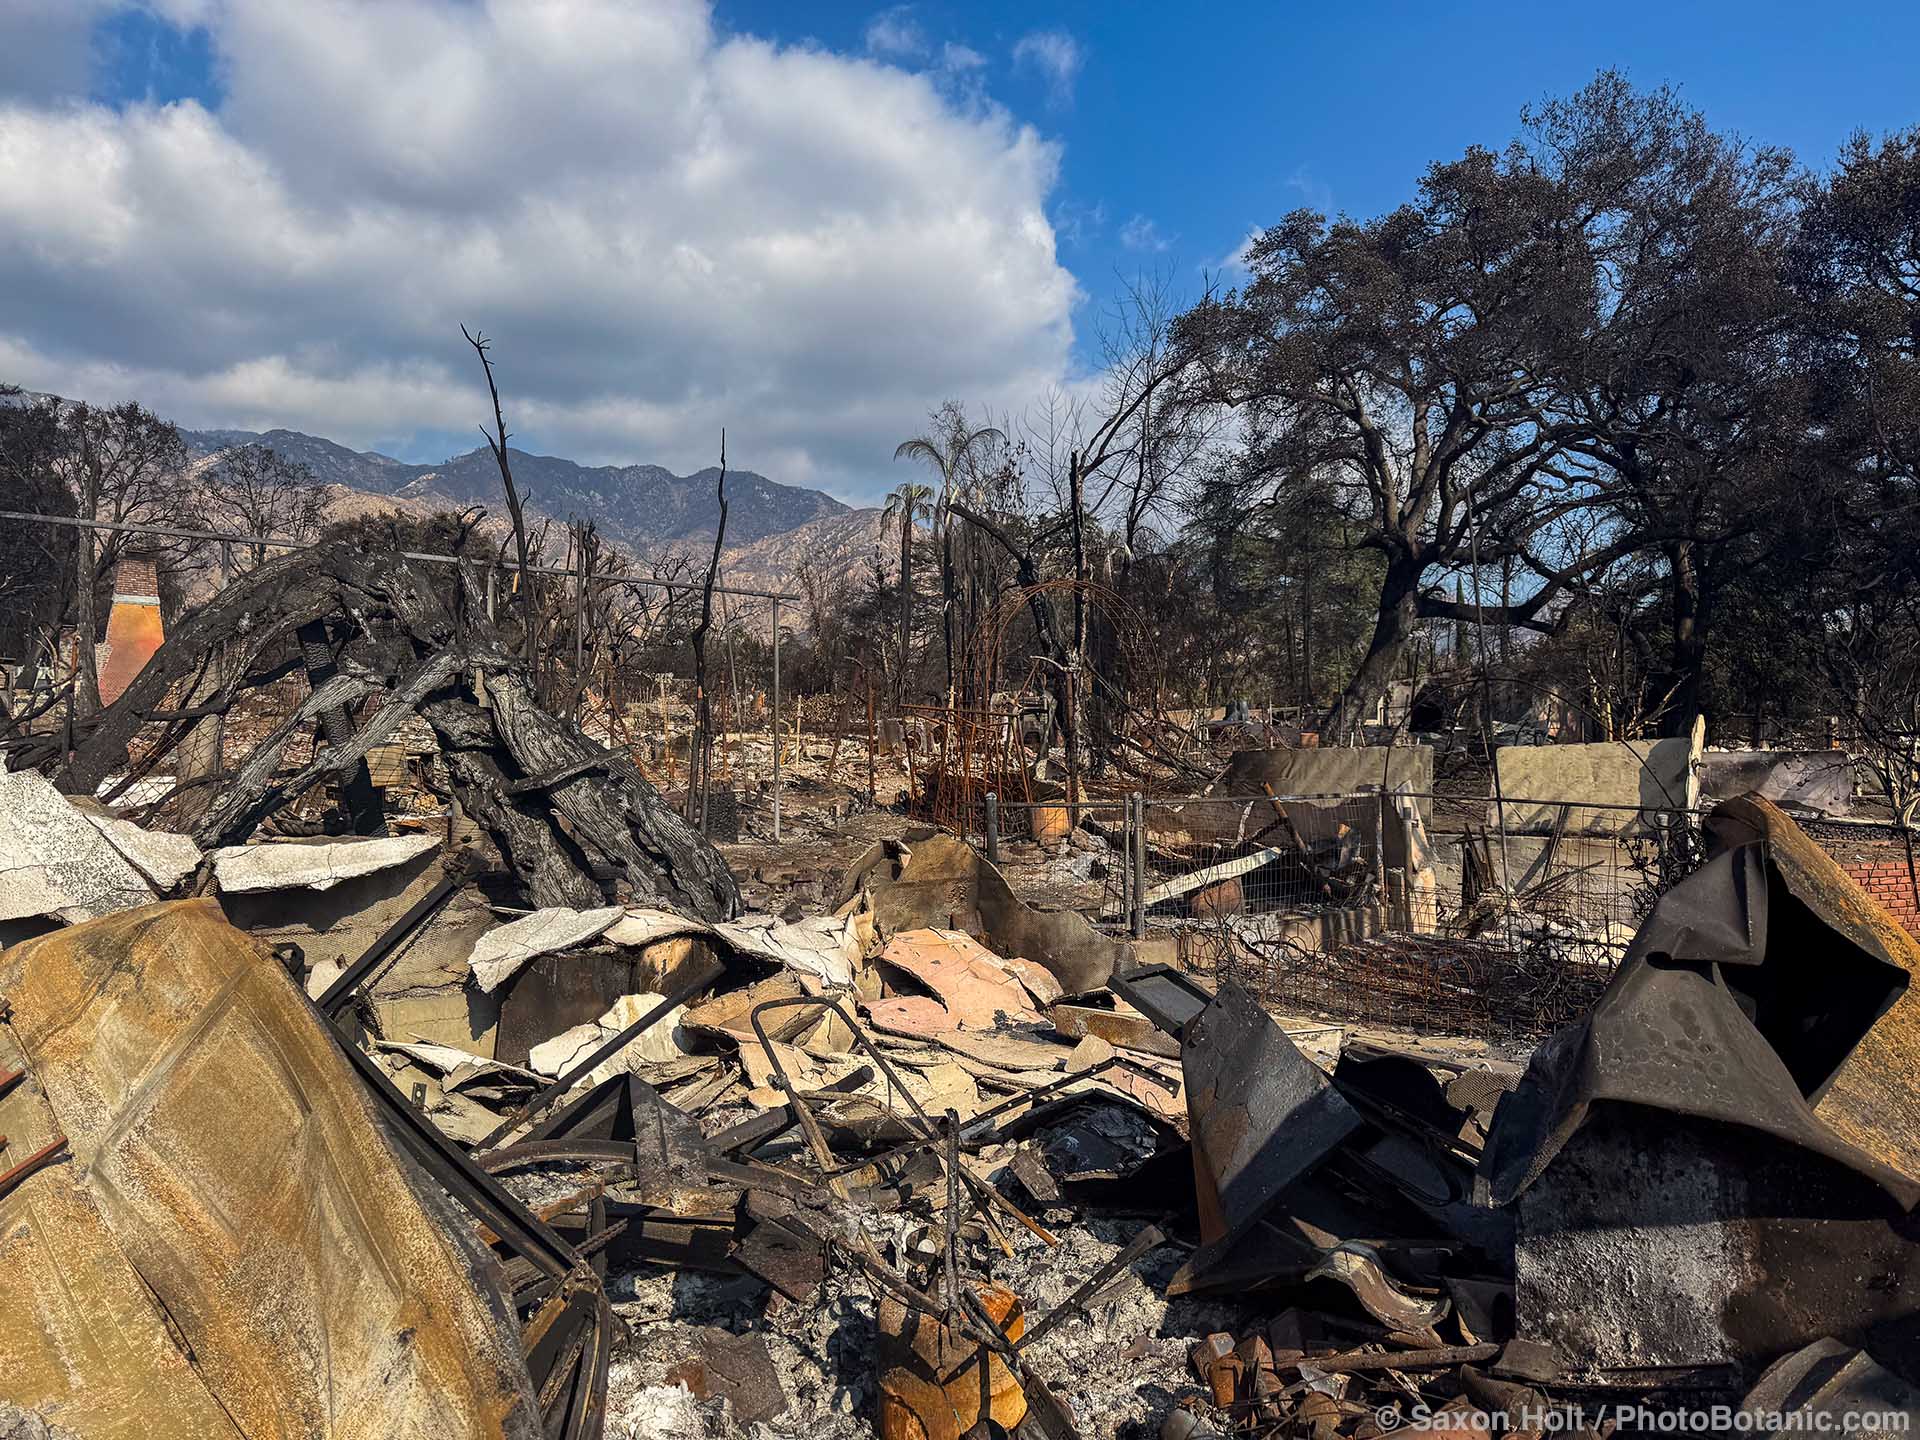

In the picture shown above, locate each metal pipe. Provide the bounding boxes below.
[317,875,460,1017]
[1121,794,1136,940]
[984,790,1000,864]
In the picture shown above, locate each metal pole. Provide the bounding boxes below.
[984,791,1000,864]
[771,597,782,843]
[1131,790,1147,941]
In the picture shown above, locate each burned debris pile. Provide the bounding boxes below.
[4,615,1920,1440]
[28,539,739,919]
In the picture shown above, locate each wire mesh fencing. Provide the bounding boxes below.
[975,785,1705,1042]
[1116,793,1392,921]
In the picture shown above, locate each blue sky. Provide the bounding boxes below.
[715,0,1920,367]
[15,0,1920,498]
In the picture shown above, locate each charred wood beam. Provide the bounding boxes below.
[504,754,611,795]
[296,619,387,836]
[192,648,463,849]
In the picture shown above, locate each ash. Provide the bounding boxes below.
[604,1219,1257,1440]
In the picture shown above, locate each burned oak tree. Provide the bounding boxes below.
[44,539,740,920]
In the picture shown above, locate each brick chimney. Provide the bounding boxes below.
[96,555,164,706]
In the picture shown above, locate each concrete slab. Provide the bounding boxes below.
[1492,739,1691,834]
[1699,750,1854,816]
[1215,746,1433,818]
[79,808,200,890]
[526,991,689,1081]
[467,905,624,993]
[209,834,440,892]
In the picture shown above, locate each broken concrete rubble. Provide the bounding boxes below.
[0,767,182,927]
[76,803,201,889]
[470,904,626,992]
[527,991,691,1079]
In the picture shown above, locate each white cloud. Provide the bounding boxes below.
[1213,228,1262,283]
[1012,28,1081,108]
[0,0,1080,502]
[863,5,925,60]
[1052,197,1106,249]
[1285,164,1334,215]
[940,41,985,72]
[1118,214,1169,252]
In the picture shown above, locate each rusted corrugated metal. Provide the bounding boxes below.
[0,900,541,1439]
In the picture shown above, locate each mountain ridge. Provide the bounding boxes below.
[179,425,856,551]
[177,422,886,598]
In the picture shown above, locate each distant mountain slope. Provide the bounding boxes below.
[716,508,886,594]
[180,426,849,550]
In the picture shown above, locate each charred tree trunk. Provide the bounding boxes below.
[1660,539,1709,739]
[896,517,914,706]
[463,326,539,665]
[463,666,738,916]
[948,498,1080,780]
[688,440,729,832]
[940,510,956,709]
[1322,548,1422,744]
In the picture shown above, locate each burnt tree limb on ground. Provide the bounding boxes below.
[191,669,373,846]
[40,540,741,920]
[47,539,459,796]
[449,663,740,917]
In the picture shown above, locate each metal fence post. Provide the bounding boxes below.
[1372,791,1388,903]
[984,791,1000,865]
[771,597,781,843]
[1131,791,1147,941]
